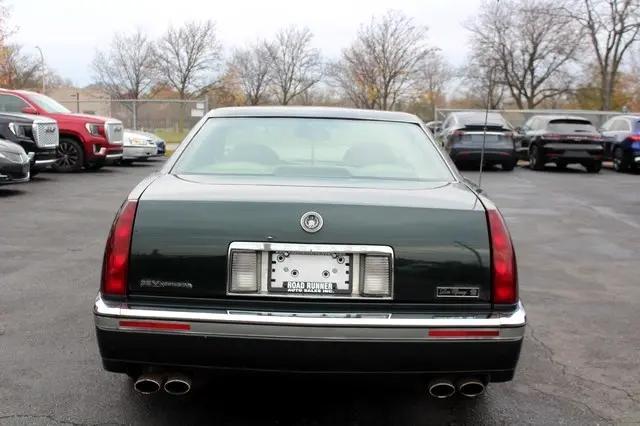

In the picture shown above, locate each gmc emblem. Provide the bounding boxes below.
[44,126,56,133]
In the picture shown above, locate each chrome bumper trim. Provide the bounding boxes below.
[34,158,57,166]
[94,294,526,342]
[106,153,123,160]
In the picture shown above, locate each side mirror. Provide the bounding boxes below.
[21,106,38,115]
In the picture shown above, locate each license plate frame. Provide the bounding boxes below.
[267,251,353,296]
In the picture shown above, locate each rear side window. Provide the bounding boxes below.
[612,119,631,131]
[173,117,454,183]
[0,95,28,113]
[546,119,597,133]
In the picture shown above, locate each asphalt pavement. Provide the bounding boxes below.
[0,160,638,425]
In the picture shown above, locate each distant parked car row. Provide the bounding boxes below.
[434,111,640,174]
[0,88,166,186]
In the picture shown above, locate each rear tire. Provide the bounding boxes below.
[585,161,602,173]
[53,138,84,172]
[528,145,545,170]
[613,147,630,172]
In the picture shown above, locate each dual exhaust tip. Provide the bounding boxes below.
[133,373,191,396]
[427,377,486,399]
[134,373,484,399]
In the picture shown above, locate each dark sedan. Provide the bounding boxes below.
[0,138,30,184]
[599,115,640,172]
[94,107,525,400]
[438,112,517,171]
[518,115,604,173]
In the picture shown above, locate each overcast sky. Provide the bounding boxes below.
[10,0,483,87]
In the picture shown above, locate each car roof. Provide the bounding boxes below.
[530,115,593,123]
[450,111,507,126]
[0,88,36,96]
[208,106,421,123]
[609,115,640,120]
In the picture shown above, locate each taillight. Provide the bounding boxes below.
[101,200,138,296]
[452,130,465,138]
[628,134,640,142]
[487,209,518,304]
[544,133,563,140]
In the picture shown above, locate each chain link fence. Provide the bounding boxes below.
[56,99,208,137]
[434,108,630,129]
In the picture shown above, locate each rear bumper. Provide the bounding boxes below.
[541,144,603,162]
[94,294,526,380]
[449,148,516,163]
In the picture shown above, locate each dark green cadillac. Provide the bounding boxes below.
[94,107,525,398]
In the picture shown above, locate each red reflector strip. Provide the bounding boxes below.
[428,329,500,337]
[118,320,191,331]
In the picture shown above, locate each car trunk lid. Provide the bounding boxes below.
[126,174,491,304]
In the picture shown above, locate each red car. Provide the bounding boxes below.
[0,89,123,171]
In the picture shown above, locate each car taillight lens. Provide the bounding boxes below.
[230,252,259,292]
[101,200,137,296]
[362,255,391,296]
[544,133,563,140]
[487,209,518,304]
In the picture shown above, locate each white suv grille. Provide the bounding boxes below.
[32,119,59,148]
[105,120,124,144]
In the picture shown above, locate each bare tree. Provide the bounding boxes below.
[0,44,40,89]
[228,42,271,105]
[92,29,157,100]
[566,0,640,110]
[467,0,581,109]
[155,20,221,99]
[265,26,322,105]
[330,10,433,110]
[463,54,506,109]
[419,51,452,117]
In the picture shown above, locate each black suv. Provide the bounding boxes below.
[517,115,604,173]
[0,112,59,174]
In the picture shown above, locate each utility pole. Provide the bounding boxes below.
[35,46,45,93]
[71,92,80,113]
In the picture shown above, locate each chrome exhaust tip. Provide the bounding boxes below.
[133,373,165,395]
[457,378,486,398]
[164,373,192,396]
[427,379,456,399]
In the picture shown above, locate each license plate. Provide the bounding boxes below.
[268,252,352,295]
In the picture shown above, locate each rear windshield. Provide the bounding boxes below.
[173,117,453,182]
[547,119,596,133]
[457,113,510,128]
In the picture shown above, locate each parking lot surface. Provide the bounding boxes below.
[1,161,639,425]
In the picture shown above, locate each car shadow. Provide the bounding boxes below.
[125,374,490,425]
[517,161,593,174]
[0,187,26,197]
[456,164,506,172]
[117,162,157,168]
